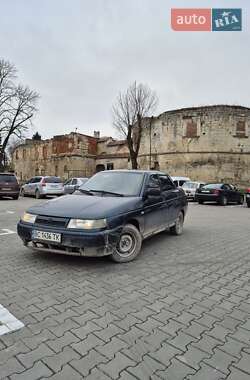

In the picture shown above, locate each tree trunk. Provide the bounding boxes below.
[130,153,138,169]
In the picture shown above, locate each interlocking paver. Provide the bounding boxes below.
[99,352,135,378]
[71,349,108,376]
[1,200,250,380]
[10,361,52,380]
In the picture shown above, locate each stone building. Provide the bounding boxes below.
[12,105,250,186]
[138,105,250,186]
[12,132,128,182]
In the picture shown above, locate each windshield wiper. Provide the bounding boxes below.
[78,189,94,195]
[90,190,124,197]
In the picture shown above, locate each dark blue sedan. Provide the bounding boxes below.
[17,170,188,262]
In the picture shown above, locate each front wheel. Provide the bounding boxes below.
[247,202,250,208]
[170,212,184,236]
[111,224,142,263]
[198,199,203,204]
[219,196,227,206]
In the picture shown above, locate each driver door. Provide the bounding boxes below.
[143,174,166,237]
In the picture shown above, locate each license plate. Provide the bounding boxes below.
[202,190,210,193]
[32,230,61,243]
[1,188,11,191]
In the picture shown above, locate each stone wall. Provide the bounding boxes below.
[138,105,250,186]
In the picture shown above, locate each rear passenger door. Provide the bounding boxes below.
[159,174,179,223]
[30,177,41,195]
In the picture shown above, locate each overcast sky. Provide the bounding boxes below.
[0,0,249,139]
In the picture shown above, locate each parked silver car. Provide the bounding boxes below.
[20,176,64,199]
[64,177,89,194]
[182,181,205,201]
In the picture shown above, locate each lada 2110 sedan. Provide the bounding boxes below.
[17,170,188,262]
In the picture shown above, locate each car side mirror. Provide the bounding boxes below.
[145,187,161,197]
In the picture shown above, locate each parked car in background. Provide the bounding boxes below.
[171,176,190,187]
[196,183,244,206]
[20,176,64,199]
[0,173,20,200]
[17,170,188,263]
[182,181,205,201]
[246,188,250,208]
[64,177,89,194]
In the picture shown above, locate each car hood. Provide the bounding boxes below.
[28,194,142,219]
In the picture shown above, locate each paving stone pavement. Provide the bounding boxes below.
[0,198,250,379]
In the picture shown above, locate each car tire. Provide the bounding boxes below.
[198,199,203,204]
[220,196,227,206]
[170,212,184,236]
[238,196,244,205]
[35,190,41,199]
[111,224,142,263]
[12,195,19,200]
[20,189,25,197]
[247,202,250,208]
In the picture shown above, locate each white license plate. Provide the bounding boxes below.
[2,188,11,191]
[32,230,61,243]
[202,191,210,193]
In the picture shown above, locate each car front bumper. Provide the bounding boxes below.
[17,221,122,257]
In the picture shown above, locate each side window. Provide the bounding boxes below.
[72,179,77,185]
[173,180,178,187]
[222,184,230,190]
[159,175,175,191]
[148,174,161,188]
[179,180,187,187]
[33,177,41,183]
[64,179,71,185]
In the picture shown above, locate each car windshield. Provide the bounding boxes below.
[79,171,144,196]
[202,183,222,189]
[0,175,17,183]
[183,182,198,189]
[44,177,62,183]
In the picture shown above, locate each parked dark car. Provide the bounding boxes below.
[0,173,20,199]
[246,188,250,208]
[17,170,188,263]
[64,177,89,194]
[196,183,244,206]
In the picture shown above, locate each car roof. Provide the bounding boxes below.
[100,169,167,175]
[171,176,190,180]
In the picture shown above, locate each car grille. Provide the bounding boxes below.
[35,215,69,228]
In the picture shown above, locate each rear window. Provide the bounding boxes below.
[44,177,62,183]
[0,174,17,183]
[202,184,222,189]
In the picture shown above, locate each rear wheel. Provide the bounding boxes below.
[12,195,19,200]
[35,190,41,199]
[20,188,25,197]
[170,212,184,235]
[198,199,203,204]
[111,224,142,263]
[219,195,227,206]
[238,195,244,205]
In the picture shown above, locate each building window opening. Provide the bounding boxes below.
[107,163,114,170]
[236,121,246,137]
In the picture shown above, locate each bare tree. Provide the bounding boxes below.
[112,81,158,169]
[0,59,39,170]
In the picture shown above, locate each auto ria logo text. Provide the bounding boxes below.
[171,8,242,32]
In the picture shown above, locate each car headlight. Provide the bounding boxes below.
[67,219,107,229]
[21,212,37,223]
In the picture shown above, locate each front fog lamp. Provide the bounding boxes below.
[21,212,37,223]
[67,218,107,230]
